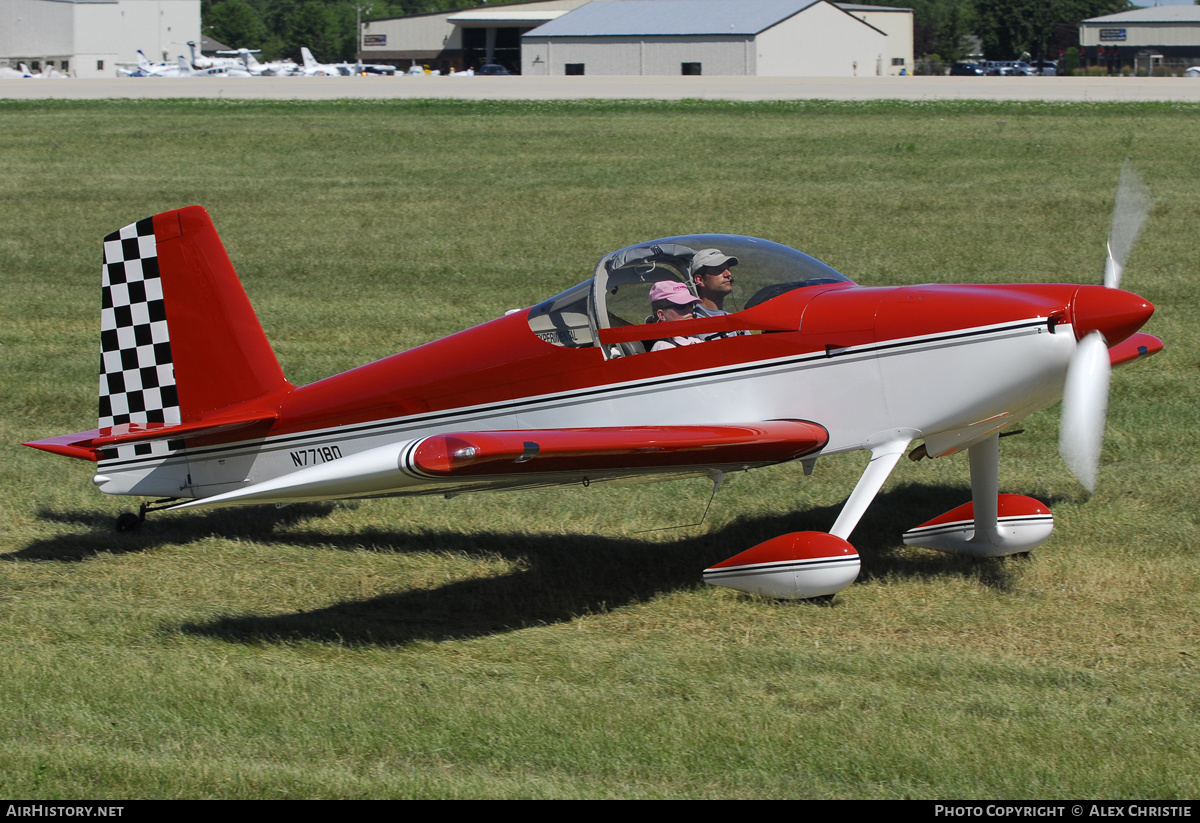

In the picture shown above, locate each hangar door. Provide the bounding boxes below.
[463,27,526,73]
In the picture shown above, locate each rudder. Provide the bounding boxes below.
[99,206,290,432]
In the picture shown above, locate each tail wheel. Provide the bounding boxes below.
[115,512,143,532]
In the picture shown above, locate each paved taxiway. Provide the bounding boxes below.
[3,75,1200,103]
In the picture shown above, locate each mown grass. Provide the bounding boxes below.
[0,99,1197,798]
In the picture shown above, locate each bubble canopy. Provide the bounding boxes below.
[527,235,853,351]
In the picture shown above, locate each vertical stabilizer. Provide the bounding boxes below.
[98,206,290,432]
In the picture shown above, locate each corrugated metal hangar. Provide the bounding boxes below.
[361,0,589,71]
[521,0,889,77]
[1079,5,1200,72]
[0,0,199,78]
[361,0,912,77]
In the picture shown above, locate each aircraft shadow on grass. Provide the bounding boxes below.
[20,503,336,561]
[14,483,1063,646]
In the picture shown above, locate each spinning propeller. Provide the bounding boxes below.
[1059,160,1153,493]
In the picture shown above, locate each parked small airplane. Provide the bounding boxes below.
[299,47,341,76]
[119,52,250,78]
[299,48,399,77]
[0,62,66,78]
[356,61,399,76]
[132,51,185,77]
[116,52,188,78]
[176,41,245,73]
[15,62,67,79]
[216,48,299,76]
[25,165,1161,600]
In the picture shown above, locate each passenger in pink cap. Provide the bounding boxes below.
[647,281,703,352]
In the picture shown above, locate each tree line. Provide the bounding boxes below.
[912,0,1131,63]
[202,0,1137,66]
[202,0,469,63]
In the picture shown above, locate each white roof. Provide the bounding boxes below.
[1082,6,1200,24]
[447,9,568,24]
[524,0,827,38]
[835,4,910,11]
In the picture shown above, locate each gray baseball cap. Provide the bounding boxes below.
[690,249,739,276]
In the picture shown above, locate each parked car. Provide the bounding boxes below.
[979,60,1035,76]
[1186,66,1200,78]
[1031,59,1059,76]
[477,64,511,76]
[950,61,985,76]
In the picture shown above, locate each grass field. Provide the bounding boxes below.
[0,98,1197,799]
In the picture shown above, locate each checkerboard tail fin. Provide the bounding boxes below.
[98,206,291,431]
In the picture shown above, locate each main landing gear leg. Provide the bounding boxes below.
[967,433,1002,549]
[902,432,1054,556]
[702,429,916,600]
[830,429,918,541]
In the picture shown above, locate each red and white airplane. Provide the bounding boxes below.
[25,166,1161,600]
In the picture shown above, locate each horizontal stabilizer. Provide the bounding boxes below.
[87,410,278,447]
[24,409,278,461]
[21,432,103,462]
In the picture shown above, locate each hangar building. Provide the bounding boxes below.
[0,0,199,78]
[1079,5,1200,73]
[360,0,590,72]
[360,0,910,77]
[837,3,912,75]
[520,0,889,77]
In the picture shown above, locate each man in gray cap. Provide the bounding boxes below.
[689,248,748,337]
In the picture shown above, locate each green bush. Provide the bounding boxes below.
[1064,47,1079,74]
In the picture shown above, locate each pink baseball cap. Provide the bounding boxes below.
[649,281,700,305]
